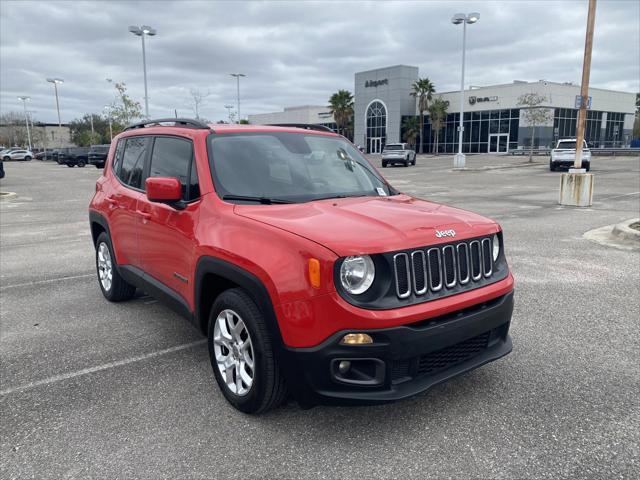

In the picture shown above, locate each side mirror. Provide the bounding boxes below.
[146,177,182,203]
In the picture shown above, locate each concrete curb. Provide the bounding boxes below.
[612,218,640,243]
[452,162,542,172]
[0,191,17,201]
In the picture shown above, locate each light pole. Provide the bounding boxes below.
[451,12,480,168]
[230,73,246,123]
[224,104,235,124]
[46,78,64,127]
[128,25,157,118]
[17,96,32,150]
[104,105,113,142]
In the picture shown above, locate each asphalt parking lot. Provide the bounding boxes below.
[1,155,639,479]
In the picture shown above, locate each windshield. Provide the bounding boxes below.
[209,133,394,203]
[384,144,402,150]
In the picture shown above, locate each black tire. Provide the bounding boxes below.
[584,164,590,172]
[95,232,136,302]
[382,162,388,168]
[24,156,32,161]
[66,163,74,167]
[404,160,409,167]
[550,161,556,171]
[208,288,287,414]
[78,160,86,167]
[3,156,9,161]
[57,158,63,165]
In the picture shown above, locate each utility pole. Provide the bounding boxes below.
[230,73,246,123]
[573,0,597,169]
[224,104,234,124]
[559,0,597,207]
[17,96,32,150]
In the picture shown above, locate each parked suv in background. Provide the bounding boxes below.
[60,147,90,167]
[88,144,110,168]
[89,119,514,413]
[550,138,591,171]
[382,143,416,167]
[2,149,33,161]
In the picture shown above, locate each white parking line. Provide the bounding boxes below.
[0,273,95,290]
[0,339,207,396]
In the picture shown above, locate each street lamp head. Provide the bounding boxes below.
[467,12,480,24]
[230,73,246,78]
[46,78,64,84]
[18,96,31,101]
[451,13,466,24]
[128,25,142,36]
[141,25,156,35]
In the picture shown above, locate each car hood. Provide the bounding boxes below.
[234,194,499,256]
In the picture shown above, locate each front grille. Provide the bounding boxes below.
[392,236,495,299]
[391,331,491,383]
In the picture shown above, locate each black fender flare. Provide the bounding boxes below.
[194,256,284,348]
[89,210,112,247]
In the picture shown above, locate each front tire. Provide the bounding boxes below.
[66,163,74,167]
[550,161,556,171]
[95,232,136,302]
[78,160,86,167]
[208,288,287,414]
[382,162,388,168]
[24,156,32,161]
[3,156,9,161]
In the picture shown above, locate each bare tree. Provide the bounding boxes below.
[517,93,553,162]
[190,88,210,119]
[0,112,28,147]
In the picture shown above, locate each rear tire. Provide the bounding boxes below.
[382,162,388,168]
[66,164,74,167]
[549,161,556,171]
[78,160,86,167]
[208,288,287,414]
[24,156,32,161]
[3,156,9,161]
[95,232,136,302]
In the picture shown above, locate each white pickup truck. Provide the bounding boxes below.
[550,139,591,171]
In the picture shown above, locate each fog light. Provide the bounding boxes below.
[338,360,351,374]
[341,333,373,345]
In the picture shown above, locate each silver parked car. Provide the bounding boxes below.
[381,143,416,167]
[550,139,591,171]
[2,149,33,161]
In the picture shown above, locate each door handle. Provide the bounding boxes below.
[106,197,117,205]
[136,210,152,220]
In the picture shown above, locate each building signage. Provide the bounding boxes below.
[469,95,498,105]
[365,79,388,88]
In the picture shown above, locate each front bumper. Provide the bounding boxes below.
[281,291,513,407]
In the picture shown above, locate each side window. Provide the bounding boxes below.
[148,137,195,200]
[119,137,149,189]
[112,139,125,175]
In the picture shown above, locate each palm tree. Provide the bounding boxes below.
[402,116,420,150]
[427,99,448,155]
[410,78,435,154]
[328,90,354,137]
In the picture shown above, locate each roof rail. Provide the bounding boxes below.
[266,123,335,133]
[124,118,210,131]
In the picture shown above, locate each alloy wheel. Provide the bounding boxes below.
[213,309,255,396]
[97,242,113,292]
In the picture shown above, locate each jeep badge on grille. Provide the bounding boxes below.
[435,229,456,238]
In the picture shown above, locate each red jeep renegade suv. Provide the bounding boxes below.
[89,119,514,413]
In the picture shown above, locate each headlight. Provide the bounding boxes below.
[492,234,500,261]
[340,255,375,295]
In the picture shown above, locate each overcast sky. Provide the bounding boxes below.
[1,0,638,124]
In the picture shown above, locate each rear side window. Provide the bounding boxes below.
[112,139,125,172]
[148,137,199,201]
[118,137,149,189]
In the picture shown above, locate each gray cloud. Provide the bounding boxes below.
[1,0,638,124]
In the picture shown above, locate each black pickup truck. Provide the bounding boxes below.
[88,144,110,168]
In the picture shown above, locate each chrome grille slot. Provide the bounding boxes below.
[393,253,411,299]
[427,248,442,292]
[457,243,470,284]
[482,238,493,277]
[390,236,499,300]
[442,245,457,288]
[411,251,427,295]
[469,240,482,281]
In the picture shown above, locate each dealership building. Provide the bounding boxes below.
[249,64,636,154]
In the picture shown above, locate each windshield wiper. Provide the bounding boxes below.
[311,194,369,202]
[222,194,293,204]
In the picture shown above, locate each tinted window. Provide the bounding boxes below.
[119,137,149,189]
[148,137,194,200]
[112,139,125,172]
[189,156,200,200]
